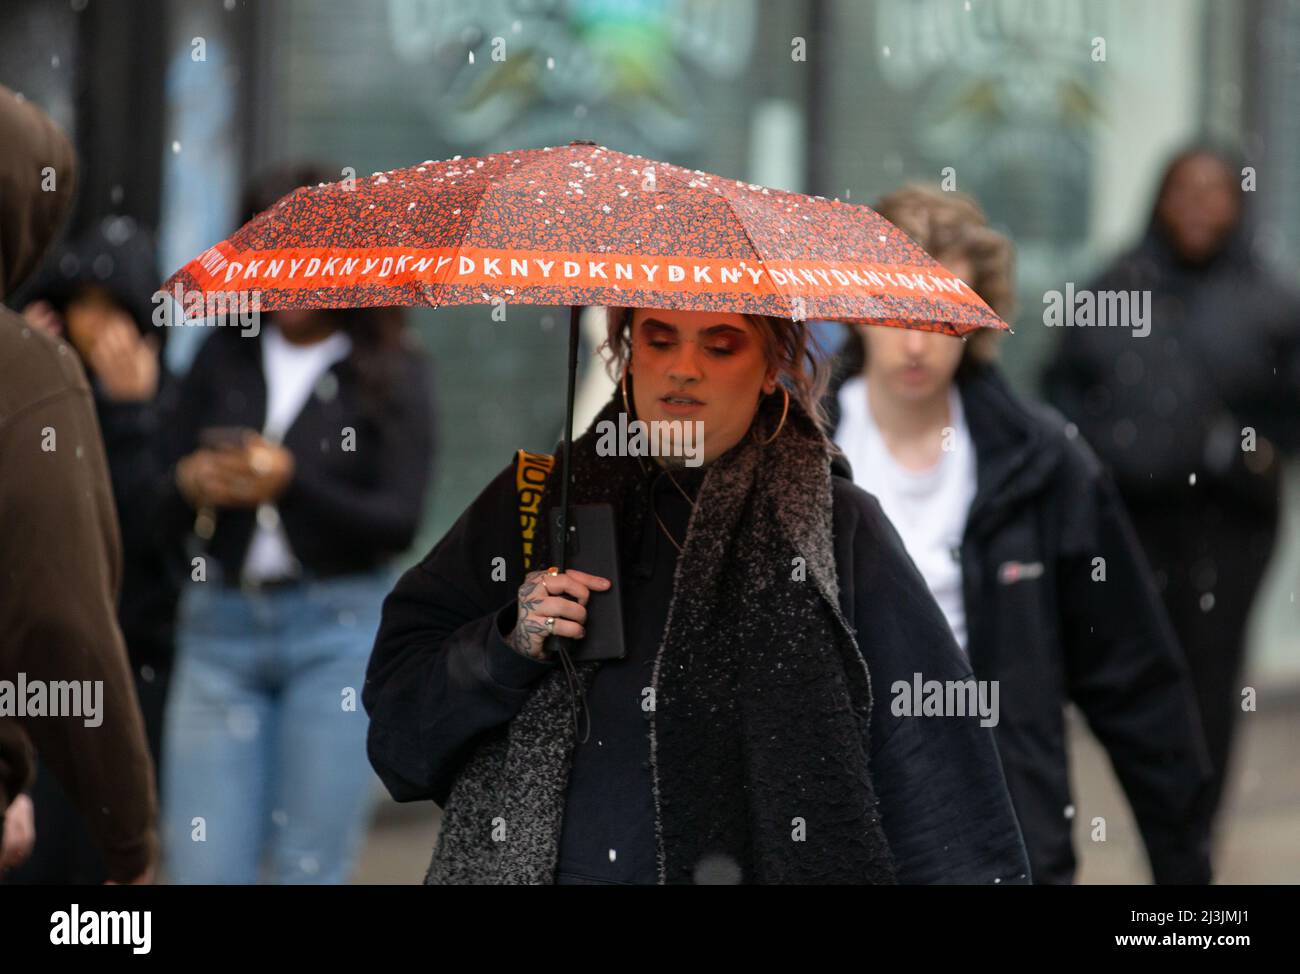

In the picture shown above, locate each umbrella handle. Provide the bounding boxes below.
[543,303,581,658]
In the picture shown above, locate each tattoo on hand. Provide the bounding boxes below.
[513,572,550,658]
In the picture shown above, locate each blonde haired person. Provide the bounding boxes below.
[827,185,1213,884]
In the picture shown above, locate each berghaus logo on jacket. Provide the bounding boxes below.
[998,560,1045,585]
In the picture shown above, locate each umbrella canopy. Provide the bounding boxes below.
[161,141,1006,336]
[159,141,1012,659]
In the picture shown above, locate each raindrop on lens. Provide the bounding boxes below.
[315,372,339,401]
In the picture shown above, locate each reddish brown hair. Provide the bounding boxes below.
[602,306,834,434]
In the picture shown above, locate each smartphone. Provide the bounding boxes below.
[545,502,626,662]
[199,426,255,450]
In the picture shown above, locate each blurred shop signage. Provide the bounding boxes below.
[385,0,756,151]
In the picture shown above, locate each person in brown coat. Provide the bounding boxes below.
[0,84,157,883]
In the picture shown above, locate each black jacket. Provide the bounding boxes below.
[364,446,1032,884]
[154,327,435,582]
[827,363,1214,884]
[1042,217,1300,514]
[96,389,177,667]
[19,216,178,666]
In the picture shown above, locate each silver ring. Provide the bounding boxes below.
[545,617,555,634]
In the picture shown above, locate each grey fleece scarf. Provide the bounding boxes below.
[426,386,898,884]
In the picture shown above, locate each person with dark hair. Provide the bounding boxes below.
[364,302,1031,885]
[154,164,436,883]
[1043,146,1300,835]
[826,185,1214,884]
[8,214,177,884]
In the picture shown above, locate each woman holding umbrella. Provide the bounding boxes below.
[364,303,1030,884]
[159,141,1032,884]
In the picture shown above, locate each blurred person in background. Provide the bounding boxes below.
[365,303,1031,885]
[0,83,157,884]
[10,215,177,883]
[826,185,1214,884]
[153,164,436,883]
[1043,146,1300,834]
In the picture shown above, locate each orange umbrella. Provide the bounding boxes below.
[160,140,1008,654]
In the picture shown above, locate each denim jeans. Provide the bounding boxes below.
[161,566,394,883]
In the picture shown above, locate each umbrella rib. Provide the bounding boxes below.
[655,167,793,319]
[438,148,548,303]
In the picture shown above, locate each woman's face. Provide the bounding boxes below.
[861,254,970,402]
[627,307,778,466]
[272,308,337,344]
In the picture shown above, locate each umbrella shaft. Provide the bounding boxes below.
[544,304,581,657]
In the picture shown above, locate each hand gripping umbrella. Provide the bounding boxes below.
[161,140,1008,658]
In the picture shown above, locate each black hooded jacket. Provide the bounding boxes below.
[17,216,177,666]
[826,363,1214,884]
[1042,187,1300,516]
[365,440,1032,884]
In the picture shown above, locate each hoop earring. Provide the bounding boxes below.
[620,364,634,418]
[754,386,790,446]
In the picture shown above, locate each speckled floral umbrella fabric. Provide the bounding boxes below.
[162,141,1008,336]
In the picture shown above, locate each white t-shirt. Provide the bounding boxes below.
[833,376,978,653]
[241,325,352,583]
